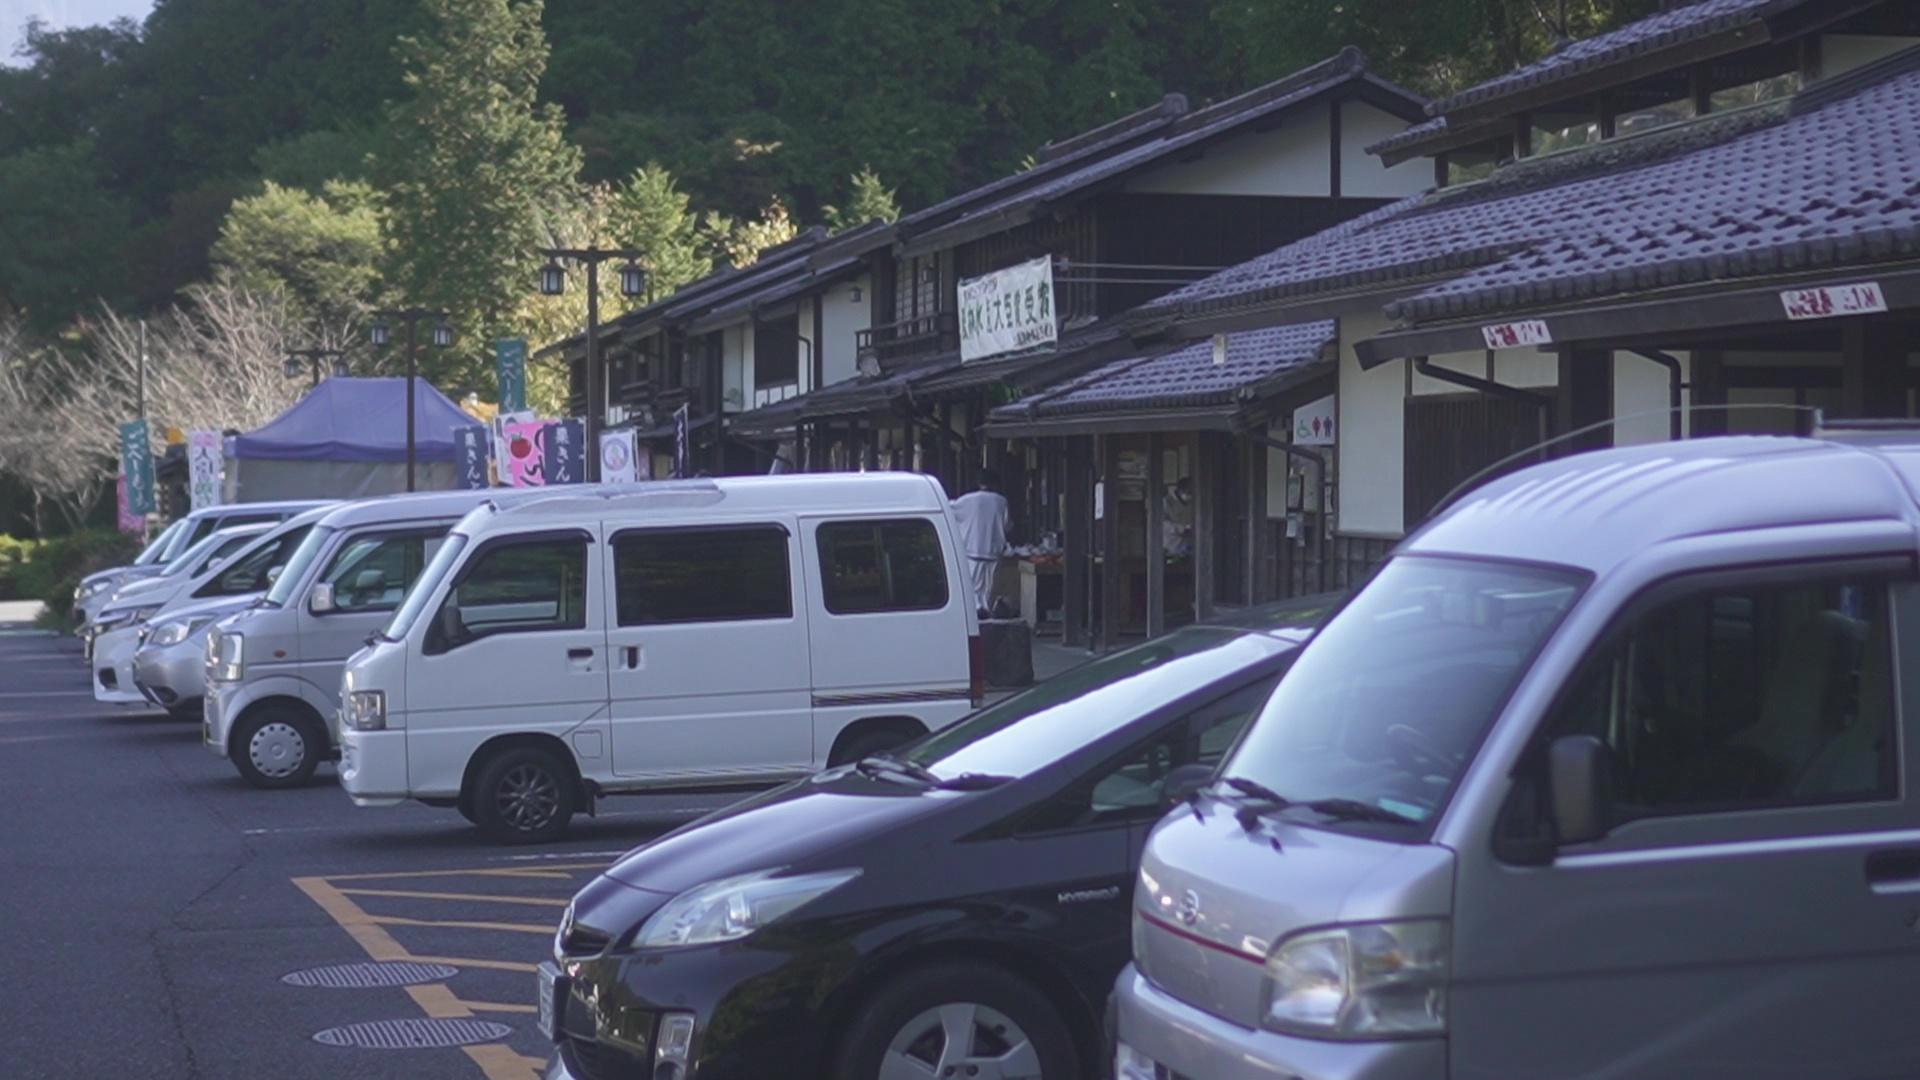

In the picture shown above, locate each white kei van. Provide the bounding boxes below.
[338,474,983,842]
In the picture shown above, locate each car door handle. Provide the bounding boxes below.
[567,647,594,660]
[1865,849,1920,894]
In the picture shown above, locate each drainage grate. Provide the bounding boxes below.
[283,961,459,989]
[313,1018,513,1049]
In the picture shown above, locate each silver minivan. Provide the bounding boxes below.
[1115,430,1920,1080]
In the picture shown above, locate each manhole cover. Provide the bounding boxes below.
[313,1018,513,1049]
[283,961,459,989]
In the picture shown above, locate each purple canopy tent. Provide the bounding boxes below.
[226,377,475,500]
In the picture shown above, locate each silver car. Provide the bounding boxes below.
[1115,428,1920,1080]
[130,593,260,719]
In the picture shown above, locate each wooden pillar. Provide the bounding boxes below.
[1146,432,1166,639]
[1557,346,1613,453]
[1843,320,1904,419]
[1099,435,1122,653]
[1192,432,1217,622]
[1692,349,1727,436]
[1244,437,1269,606]
[1063,435,1091,648]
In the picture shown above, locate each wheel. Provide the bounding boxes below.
[470,746,576,844]
[832,963,1078,1080]
[230,706,324,789]
[830,726,919,768]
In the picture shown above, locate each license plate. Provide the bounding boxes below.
[536,962,564,1042]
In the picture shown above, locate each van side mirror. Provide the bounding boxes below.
[1161,763,1215,808]
[266,565,283,585]
[308,582,335,614]
[435,604,469,650]
[1549,735,1611,846]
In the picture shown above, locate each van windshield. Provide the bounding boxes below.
[264,525,336,607]
[1219,556,1583,833]
[383,533,468,640]
[135,521,185,565]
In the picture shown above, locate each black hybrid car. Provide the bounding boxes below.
[540,597,1335,1080]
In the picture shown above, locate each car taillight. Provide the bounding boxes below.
[968,634,984,707]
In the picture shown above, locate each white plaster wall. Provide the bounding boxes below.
[1494,350,1559,388]
[1408,350,1488,395]
[1337,307,1406,536]
[1824,35,1920,78]
[720,323,749,414]
[1341,102,1433,198]
[1123,107,1332,198]
[1614,350,1692,446]
[819,275,871,387]
[796,304,816,394]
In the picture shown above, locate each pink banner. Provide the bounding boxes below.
[115,474,144,535]
[502,420,548,487]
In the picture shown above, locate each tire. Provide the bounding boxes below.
[832,963,1078,1080]
[230,705,324,789]
[469,745,576,845]
[830,726,919,767]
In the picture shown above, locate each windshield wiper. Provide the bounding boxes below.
[933,772,1014,791]
[1301,798,1419,826]
[1217,776,1293,833]
[854,754,938,786]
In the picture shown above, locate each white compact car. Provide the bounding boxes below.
[338,474,983,843]
[73,500,329,630]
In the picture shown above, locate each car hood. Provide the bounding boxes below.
[106,576,172,605]
[1132,796,1453,1030]
[155,593,260,625]
[603,772,957,896]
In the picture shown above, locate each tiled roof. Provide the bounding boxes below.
[1152,49,1920,328]
[1367,114,1449,157]
[1430,0,1802,118]
[908,49,1423,252]
[1007,322,1335,418]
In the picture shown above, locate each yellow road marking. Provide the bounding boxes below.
[322,864,605,882]
[339,886,571,907]
[366,914,555,935]
[411,955,541,973]
[463,1044,546,1080]
[292,876,413,961]
[408,984,473,1018]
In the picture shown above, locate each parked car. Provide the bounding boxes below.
[129,592,264,719]
[537,595,1337,1080]
[1114,429,1920,1080]
[72,500,329,628]
[202,488,585,789]
[338,474,985,843]
[87,522,275,694]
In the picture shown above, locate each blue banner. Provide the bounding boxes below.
[453,425,490,489]
[119,418,155,515]
[494,339,527,413]
[542,420,585,485]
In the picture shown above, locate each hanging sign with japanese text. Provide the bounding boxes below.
[115,475,144,535]
[1780,282,1887,321]
[119,418,155,515]
[543,420,585,485]
[1481,319,1553,350]
[959,256,1057,363]
[599,429,638,485]
[501,419,548,487]
[453,425,490,489]
[494,339,528,412]
[187,430,223,510]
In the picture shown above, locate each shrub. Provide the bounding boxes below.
[19,529,143,620]
[0,535,40,600]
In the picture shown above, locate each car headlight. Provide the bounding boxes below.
[120,604,163,626]
[344,690,386,732]
[207,631,245,683]
[631,868,860,949]
[1260,920,1449,1039]
[78,579,109,600]
[147,616,212,648]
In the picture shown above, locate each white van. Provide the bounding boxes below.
[338,474,983,842]
[203,489,561,788]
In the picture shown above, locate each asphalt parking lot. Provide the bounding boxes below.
[0,621,732,1080]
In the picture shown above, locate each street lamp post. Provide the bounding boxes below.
[538,246,648,482]
[369,309,453,492]
[283,347,349,389]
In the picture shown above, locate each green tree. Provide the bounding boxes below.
[377,0,582,391]
[0,141,130,331]
[723,196,799,268]
[609,165,717,297]
[212,180,386,327]
[823,167,901,233]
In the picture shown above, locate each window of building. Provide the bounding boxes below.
[754,315,800,388]
[816,519,948,615]
[1711,71,1800,111]
[1544,574,1896,824]
[614,526,792,626]
[435,536,588,647]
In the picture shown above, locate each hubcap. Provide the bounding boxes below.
[495,764,559,832]
[879,1002,1041,1080]
[249,721,307,778]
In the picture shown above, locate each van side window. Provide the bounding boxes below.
[436,537,587,646]
[1546,576,1895,823]
[199,526,310,598]
[614,527,791,626]
[318,530,442,614]
[816,519,948,615]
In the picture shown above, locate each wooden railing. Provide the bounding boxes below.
[856,310,958,367]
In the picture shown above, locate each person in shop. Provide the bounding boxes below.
[1163,477,1194,557]
[951,469,1011,617]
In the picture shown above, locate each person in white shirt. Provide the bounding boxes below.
[950,469,1011,616]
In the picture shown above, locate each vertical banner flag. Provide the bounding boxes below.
[115,475,144,535]
[599,429,638,485]
[453,425,490,490]
[187,430,223,511]
[501,418,548,487]
[119,418,155,515]
[494,339,528,413]
[673,403,691,478]
[543,420,585,485]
